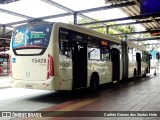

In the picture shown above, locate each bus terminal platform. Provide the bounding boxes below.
[0,73,9,89]
[1,71,160,120]
[39,71,160,120]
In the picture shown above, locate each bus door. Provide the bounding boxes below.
[136,53,141,76]
[72,41,87,89]
[111,48,120,81]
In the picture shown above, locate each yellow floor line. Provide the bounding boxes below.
[57,99,96,111]
[33,98,96,120]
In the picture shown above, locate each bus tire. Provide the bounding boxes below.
[90,74,99,92]
[154,70,156,75]
[143,69,147,77]
[143,73,146,77]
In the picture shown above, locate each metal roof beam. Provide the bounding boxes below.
[77,1,136,14]
[41,0,74,13]
[108,20,159,27]
[0,1,141,29]
[2,19,29,27]
[150,17,160,28]
[41,0,136,21]
[144,43,160,45]
[128,37,160,41]
[41,0,98,24]
[0,8,33,19]
[38,13,71,20]
[88,20,160,29]
[3,13,75,27]
[112,30,160,36]
[39,1,135,19]
[78,12,160,26]
[0,0,20,4]
[0,1,135,27]
[41,0,99,22]
[132,0,158,30]
[2,12,72,27]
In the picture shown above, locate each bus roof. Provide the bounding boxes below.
[14,22,147,49]
[54,22,122,44]
[14,21,53,29]
[127,41,147,51]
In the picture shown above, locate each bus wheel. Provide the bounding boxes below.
[154,70,157,75]
[90,75,99,92]
[143,73,146,77]
[143,70,146,77]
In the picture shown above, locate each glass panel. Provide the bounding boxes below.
[101,45,110,61]
[59,29,71,57]
[142,51,149,62]
[89,48,100,60]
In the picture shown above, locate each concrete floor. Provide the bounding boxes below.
[1,72,160,120]
[39,75,160,120]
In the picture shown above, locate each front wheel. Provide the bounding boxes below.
[90,78,99,92]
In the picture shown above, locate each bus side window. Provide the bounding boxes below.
[142,51,149,62]
[128,47,133,61]
[88,37,100,60]
[88,48,100,60]
[133,48,136,61]
[101,47,110,61]
[60,41,71,57]
[59,32,71,57]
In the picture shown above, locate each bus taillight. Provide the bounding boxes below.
[9,55,12,77]
[47,54,54,79]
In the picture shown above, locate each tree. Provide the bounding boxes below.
[74,19,136,36]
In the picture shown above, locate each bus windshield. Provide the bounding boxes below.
[12,23,52,50]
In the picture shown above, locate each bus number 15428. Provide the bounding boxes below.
[32,58,46,63]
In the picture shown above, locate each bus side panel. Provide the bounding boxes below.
[48,25,60,90]
[141,61,148,75]
[53,25,73,91]
[88,61,113,87]
[128,61,136,78]
[120,61,123,80]
[59,55,73,90]
[89,61,106,85]
[101,61,112,84]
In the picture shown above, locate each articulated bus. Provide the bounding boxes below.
[9,22,150,91]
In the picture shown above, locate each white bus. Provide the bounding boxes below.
[125,41,150,79]
[9,22,150,91]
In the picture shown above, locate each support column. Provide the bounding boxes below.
[125,35,127,41]
[106,26,109,34]
[122,35,128,80]
[2,26,6,73]
[74,12,77,25]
